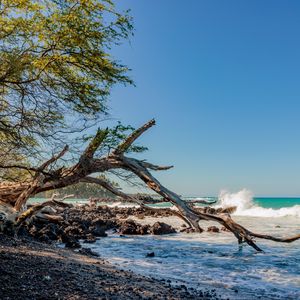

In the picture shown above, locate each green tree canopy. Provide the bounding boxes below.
[0,0,133,154]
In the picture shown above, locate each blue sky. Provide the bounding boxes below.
[106,0,300,196]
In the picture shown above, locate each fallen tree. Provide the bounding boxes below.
[0,119,299,251]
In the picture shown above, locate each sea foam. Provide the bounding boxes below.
[217,189,300,218]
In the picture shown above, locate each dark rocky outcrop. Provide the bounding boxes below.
[149,222,176,235]
[146,252,155,257]
[207,226,220,233]
[18,205,179,248]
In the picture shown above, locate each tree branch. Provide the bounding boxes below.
[113,119,155,155]
[38,145,69,171]
[80,128,109,161]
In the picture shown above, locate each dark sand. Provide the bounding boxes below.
[0,234,221,299]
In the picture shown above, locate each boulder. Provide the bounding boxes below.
[91,224,107,237]
[149,222,176,235]
[118,220,139,235]
[61,234,81,249]
[146,252,155,257]
[207,226,220,233]
[83,234,96,243]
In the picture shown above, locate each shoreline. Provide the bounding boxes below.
[0,234,222,299]
[1,204,299,299]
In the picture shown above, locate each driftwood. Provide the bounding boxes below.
[0,119,299,251]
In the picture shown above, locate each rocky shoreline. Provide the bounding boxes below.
[14,203,226,250]
[0,203,229,299]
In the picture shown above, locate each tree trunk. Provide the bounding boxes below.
[0,119,299,251]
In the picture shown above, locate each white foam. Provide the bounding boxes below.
[217,189,300,218]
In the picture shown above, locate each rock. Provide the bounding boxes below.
[79,247,99,257]
[146,252,155,257]
[91,224,107,237]
[180,227,196,233]
[61,235,81,249]
[38,224,59,240]
[221,226,230,232]
[118,220,139,235]
[207,226,219,233]
[203,207,216,214]
[83,234,96,243]
[149,222,176,235]
[39,234,51,243]
[138,224,150,235]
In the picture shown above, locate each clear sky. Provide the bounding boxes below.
[106,0,300,197]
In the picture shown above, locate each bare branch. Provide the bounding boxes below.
[140,161,173,171]
[113,119,155,155]
[15,194,73,227]
[38,145,69,171]
[80,128,109,161]
[80,176,136,201]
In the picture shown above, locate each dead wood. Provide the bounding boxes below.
[0,119,299,251]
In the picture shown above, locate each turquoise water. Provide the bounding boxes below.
[31,196,300,209]
[254,197,300,208]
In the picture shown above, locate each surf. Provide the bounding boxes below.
[217,189,300,218]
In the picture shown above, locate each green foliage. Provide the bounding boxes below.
[0,0,133,152]
[82,122,148,155]
[0,139,31,181]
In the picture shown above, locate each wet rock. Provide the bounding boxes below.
[118,220,139,235]
[146,252,155,257]
[149,222,176,235]
[79,247,99,257]
[38,224,59,240]
[207,226,220,233]
[180,227,196,233]
[39,234,51,243]
[61,235,81,249]
[221,226,230,232]
[138,224,150,235]
[83,234,96,243]
[91,224,107,237]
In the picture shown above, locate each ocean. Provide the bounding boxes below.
[82,189,300,299]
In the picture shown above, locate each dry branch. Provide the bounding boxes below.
[0,119,299,251]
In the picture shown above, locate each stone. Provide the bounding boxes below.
[146,252,155,257]
[79,247,99,257]
[83,234,96,243]
[221,226,230,232]
[118,220,139,235]
[149,222,176,235]
[207,226,220,233]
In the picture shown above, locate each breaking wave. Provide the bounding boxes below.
[217,189,300,218]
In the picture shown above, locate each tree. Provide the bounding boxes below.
[0,0,133,156]
[0,1,298,253]
[0,119,299,252]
